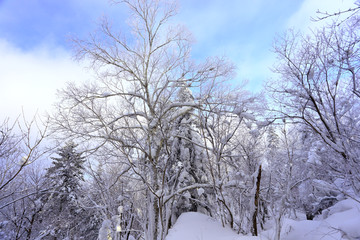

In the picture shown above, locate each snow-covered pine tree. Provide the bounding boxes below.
[40,142,86,239]
[167,85,210,223]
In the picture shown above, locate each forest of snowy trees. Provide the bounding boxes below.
[1,0,360,239]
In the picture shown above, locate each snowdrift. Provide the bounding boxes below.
[261,198,360,240]
[166,198,360,240]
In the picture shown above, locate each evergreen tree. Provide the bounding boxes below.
[46,142,85,204]
[168,85,210,222]
[41,142,86,239]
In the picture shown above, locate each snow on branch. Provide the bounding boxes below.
[163,183,213,203]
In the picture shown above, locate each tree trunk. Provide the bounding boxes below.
[145,163,160,240]
[252,165,262,236]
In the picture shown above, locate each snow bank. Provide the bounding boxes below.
[261,198,360,240]
[166,199,360,240]
[322,198,360,239]
[166,212,259,240]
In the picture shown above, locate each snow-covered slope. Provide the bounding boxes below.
[261,198,360,240]
[166,198,360,240]
[166,212,259,240]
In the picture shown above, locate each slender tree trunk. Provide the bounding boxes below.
[252,165,262,236]
[274,196,285,240]
[274,213,282,240]
[26,212,37,240]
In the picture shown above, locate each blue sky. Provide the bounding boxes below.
[0,0,356,119]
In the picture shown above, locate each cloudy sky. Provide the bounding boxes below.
[0,0,356,120]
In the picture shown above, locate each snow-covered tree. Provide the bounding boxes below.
[271,19,360,196]
[196,87,266,235]
[0,114,48,240]
[232,124,266,235]
[266,122,302,240]
[0,165,48,240]
[83,150,142,240]
[40,142,86,239]
[46,142,85,204]
[166,85,211,226]
[0,114,48,195]
[51,0,234,239]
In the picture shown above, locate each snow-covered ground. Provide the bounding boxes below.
[166,198,360,240]
[166,212,259,240]
[273,198,360,240]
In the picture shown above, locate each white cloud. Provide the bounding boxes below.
[0,39,94,120]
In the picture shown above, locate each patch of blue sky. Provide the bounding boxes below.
[174,0,304,91]
[0,0,128,50]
